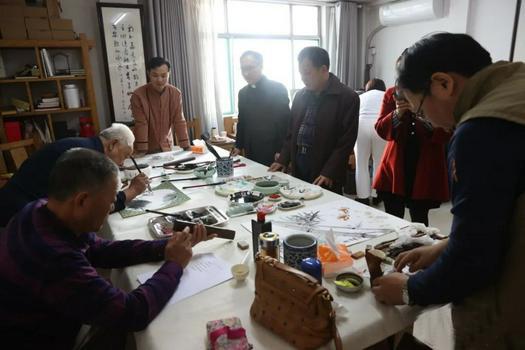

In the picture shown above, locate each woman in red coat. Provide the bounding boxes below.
[372,86,449,225]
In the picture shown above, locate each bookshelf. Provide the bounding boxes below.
[0,33,99,145]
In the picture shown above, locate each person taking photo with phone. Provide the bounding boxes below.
[372,59,450,225]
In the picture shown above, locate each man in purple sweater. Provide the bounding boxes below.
[0,148,211,349]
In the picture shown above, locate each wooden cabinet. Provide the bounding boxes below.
[0,33,99,146]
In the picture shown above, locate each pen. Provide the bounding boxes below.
[130,156,153,192]
[182,181,226,189]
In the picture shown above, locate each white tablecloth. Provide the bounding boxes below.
[103,149,424,350]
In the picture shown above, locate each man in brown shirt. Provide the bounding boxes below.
[131,57,190,154]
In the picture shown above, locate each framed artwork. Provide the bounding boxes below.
[511,0,525,61]
[97,3,148,123]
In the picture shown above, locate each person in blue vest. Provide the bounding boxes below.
[371,33,525,348]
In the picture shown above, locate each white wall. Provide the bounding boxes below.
[60,0,139,130]
[467,0,517,61]
[364,0,517,87]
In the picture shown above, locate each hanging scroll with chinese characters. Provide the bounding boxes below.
[97,3,147,123]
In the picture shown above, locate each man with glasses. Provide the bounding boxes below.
[231,51,291,166]
[372,33,525,348]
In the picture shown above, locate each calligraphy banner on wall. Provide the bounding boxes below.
[97,3,147,123]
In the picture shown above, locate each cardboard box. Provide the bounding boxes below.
[0,4,24,17]
[51,30,75,40]
[24,6,48,18]
[0,18,27,39]
[27,29,52,40]
[0,0,25,5]
[25,18,50,30]
[46,0,60,18]
[49,18,73,31]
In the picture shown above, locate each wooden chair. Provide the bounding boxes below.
[223,116,238,138]
[0,139,35,188]
[186,117,202,140]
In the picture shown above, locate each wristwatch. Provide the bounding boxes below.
[402,280,411,305]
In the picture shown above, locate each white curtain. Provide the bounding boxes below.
[145,0,222,136]
[324,2,359,89]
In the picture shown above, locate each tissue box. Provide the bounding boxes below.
[318,244,353,277]
[206,317,251,350]
[191,144,205,154]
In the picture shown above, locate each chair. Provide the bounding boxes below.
[186,117,202,140]
[0,139,35,188]
[223,116,238,138]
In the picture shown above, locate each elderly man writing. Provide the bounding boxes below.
[0,123,148,227]
[0,148,213,348]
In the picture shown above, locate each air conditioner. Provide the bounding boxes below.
[379,0,445,26]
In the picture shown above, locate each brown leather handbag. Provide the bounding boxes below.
[250,254,342,350]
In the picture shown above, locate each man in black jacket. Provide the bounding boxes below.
[269,47,359,194]
[232,51,291,166]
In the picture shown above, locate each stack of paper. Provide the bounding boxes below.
[137,253,233,305]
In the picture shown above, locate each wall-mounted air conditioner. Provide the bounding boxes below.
[379,0,445,26]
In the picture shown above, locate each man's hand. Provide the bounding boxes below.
[164,227,193,268]
[190,223,217,247]
[231,148,242,156]
[313,175,333,187]
[124,173,149,201]
[395,239,448,273]
[269,162,285,172]
[371,272,408,305]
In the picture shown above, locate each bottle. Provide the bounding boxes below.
[300,257,323,284]
[259,232,280,260]
[251,211,272,259]
[211,126,218,139]
[79,117,95,137]
[63,84,80,109]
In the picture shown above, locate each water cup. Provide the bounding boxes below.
[283,234,318,270]
[216,157,234,177]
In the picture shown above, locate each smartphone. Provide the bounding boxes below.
[171,220,236,240]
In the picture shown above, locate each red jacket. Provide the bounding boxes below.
[372,87,450,202]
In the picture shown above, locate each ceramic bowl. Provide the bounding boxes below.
[253,180,280,195]
[231,264,249,281]
[268,193,282,202]
[228,191,264,205]
[256,202,277,215]
[277,200,304,211]
[334,272,364,293]
[193,165,216,178]
[226,203,255,218]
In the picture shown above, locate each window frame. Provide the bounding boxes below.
[218,0,322,115]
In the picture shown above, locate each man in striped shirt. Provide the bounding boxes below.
[0,148,211,349]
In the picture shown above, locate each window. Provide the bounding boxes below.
[217,1,321,115]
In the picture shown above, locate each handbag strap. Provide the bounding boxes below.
[331,311,343,350]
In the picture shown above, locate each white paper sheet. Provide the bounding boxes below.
[241,199,404,246]
[137,253,233,305]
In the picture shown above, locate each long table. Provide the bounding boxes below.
[102,149,425,349]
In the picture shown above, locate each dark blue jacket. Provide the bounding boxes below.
[0,137,126,227]
[408,118,525,305]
